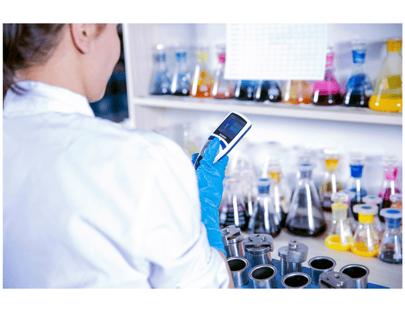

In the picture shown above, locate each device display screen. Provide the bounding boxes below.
[214,113,247,143]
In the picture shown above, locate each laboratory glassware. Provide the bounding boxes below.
[347,152,367,221]
[254,80,282,102]
[390,194,402,210]
[234,80,259,101]
[379,208,402,264]
[325,193,354,251]
[149,44,171,95]
[219,176,250,231]
[362,195,384,240]
[286,161,326,237]
[268,158,290,225]
[337,190,357,232]
[343,40,374,107]
[233,157,256,217]
[180,123,199,158]
[351,204,380,257]
[369,38,402,112]
[212,44,235,99]
[379,155,402,217]
[248,178,282,237]
[311,45,343,105]
[320,149,344,212]
[170,48,191,95]
[282,80,312,104]
[190,46,213,98]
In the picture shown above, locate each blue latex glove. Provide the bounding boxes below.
[192,138,228,255]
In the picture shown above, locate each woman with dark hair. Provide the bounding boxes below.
[3,24,233,288]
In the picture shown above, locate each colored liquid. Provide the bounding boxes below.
[286,216,326,237]
[321,181,344,212]
[379,251,402,264]
[343,92,370,107]
[235,81,257,101]
[150,72,171,95]
[255,81,282,102]
[311,93,343,105]
[343,74,372,107]
[349,187,367,220]
[379,188,401,222]
[171,73,190,95]
[212,84,234,99]
[369,94,402,112]
[191,69,213,98]
[325,235,353,251]
[351,242,379,257]
[192,84,212,98]
[219,202,250,231]
[249,213,281,238]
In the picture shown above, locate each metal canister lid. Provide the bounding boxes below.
[319,271,355,288]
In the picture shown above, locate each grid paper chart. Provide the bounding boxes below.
[224,24,328,81]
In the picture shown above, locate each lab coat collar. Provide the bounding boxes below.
[3,80,95,118]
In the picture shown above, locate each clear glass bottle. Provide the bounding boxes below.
[254,80,282,102]
[149,44,171,95]
[343,40,374,107]
[351,204,380,257]
[311,45,343,105]
[286,160,326,237]
[190,46,213,98]
[219,176,250,231]
[379,208,402,264]
[320,149,344,212]
[248,178,282,237]
[362,195,384,241]
[337,190,357,233]
[379,155,402,218]
[347,152,367,221]
[369,38,402,112]
[325,193,354,251]
[233,158,256,218]
[283,80,312,104]
[170,48,191,95]
[212,44,235,99]
[234,80,259,101]
[268,158,290,226]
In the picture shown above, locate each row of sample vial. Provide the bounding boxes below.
[148,39,402,112]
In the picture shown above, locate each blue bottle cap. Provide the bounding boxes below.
[257,178,271,194]
[352,49,366,63]
[176,51,187,62]
[350,164,363,178]
[381,208,402,228]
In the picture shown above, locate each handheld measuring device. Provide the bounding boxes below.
[193,111,252,170]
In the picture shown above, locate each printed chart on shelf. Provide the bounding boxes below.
[224,23,328,81]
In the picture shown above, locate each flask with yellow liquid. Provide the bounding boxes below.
[369,38,402,112]
[325,193,354,251]
[351,204,380,257]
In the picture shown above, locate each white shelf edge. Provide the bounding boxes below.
[131,96,402,126]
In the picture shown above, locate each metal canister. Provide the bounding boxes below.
[308,256,336,286]
[221,225,245,258]
[243,234,274,268]
[281,272,312,289]
[319,271,355,288]
[227,257,250,288]
[249,264,278,289]
[340,264,370,288]
[278,239,308,276]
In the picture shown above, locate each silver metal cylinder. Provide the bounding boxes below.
[308,256,336,286]
[278,239,308,276]
[249,264,278,289]
[221,225,245,258]
[243,234,274,267]
[340,264,370,289]
[319,271,355,288]
[281,272,312,289]
[227,257,250,288]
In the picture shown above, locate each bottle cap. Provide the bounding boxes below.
[338,190,356,201]
[386,38,402,52]
[362,195,382,205]
[350,164,364,178]
[196,51,208,64]
[331,193,349,203]
[390,193,402,202]
[383,154,398,166]
[257,178,271,194]
[380,208,402,229]
[354,204,378,223]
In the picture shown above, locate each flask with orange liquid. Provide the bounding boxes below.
[282,80,312,104]
[190,47,214,98]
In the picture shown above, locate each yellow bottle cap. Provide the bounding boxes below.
[196,51,208,64]
[354,204,378,223]
[269,171,281,183]
[386,39,402,52]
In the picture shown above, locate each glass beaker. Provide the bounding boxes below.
[254,80,282,102]
[149,44,172,95]
[190,46,213,98]
[282,80,312,104]
[234,80,259,101]
[379,155,402,217]
[320,149,344,212]
[219,176,250,231]
[170,48,191,95]
[248,178,282,237]
[311,45,343,105]
[286,161,326,237]
[379,208,402,264]
[351,204,380,257]
[212,44,235,99]
[369,38,402,112]
[347,152,367,221]
[343,40,374,107]
[325,193,354,251]
[268,159,290,225]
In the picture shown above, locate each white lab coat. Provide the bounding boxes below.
[3,81,230,288]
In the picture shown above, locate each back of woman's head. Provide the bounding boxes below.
[3,24,67,93]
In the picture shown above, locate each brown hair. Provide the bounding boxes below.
[3,24,107,94]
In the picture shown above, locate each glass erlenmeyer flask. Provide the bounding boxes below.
[369,38,402,112]
[254,80,282,102]
[351,204,380,257]
[286,161,326,237]
[337,190,357,233]
[190,46,213,98]
[390,194,402,210]
[234,80,259,101]
[268,159,290,226]
[379,208,402,264]
[343,40,374,107]
[212,44,235,99]
[219,176,250,231]
[170,48,191,95]
[248,178,282,237]
[347,152,367,221]
[362,195,384,241]
[311,45,343,105]
[149,44,171,95]
[233,157,256,218]
[283,80,312,104]
[379,155,402,217]
[325,193,354,251]
[320,149,344,212]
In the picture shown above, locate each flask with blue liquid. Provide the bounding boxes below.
[170,48,191,95]
[149,44,172,95]
[347,153,367,221]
